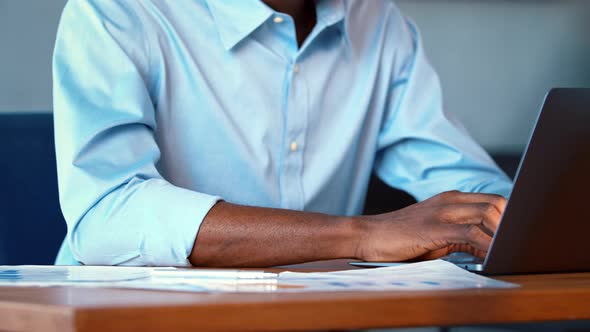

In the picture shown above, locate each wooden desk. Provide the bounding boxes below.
[1,260,589,332]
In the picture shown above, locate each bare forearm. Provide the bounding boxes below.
[188,191,508,267]
[189,202,361,267]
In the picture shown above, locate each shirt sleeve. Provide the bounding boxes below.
[375,17,513,201]
[53,0,220,266]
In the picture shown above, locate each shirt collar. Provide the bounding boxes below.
[206,0,348,51]
[206,0,273,51]
[316,0,350,51]
[316,0,346,28]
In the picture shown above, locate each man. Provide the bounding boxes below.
[53,0,512,267]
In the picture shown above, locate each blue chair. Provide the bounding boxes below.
[0,113,66,265]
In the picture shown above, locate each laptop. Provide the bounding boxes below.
[351,88,590,275]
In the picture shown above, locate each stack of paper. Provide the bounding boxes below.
[0,265,151,285]
[0,260,517,293]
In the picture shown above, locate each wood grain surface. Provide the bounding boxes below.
[1,260,589,332]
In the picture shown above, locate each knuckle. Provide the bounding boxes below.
[482,203,497,215]
[490,193,506,203]
[465,224,479,237]
[439,190,460,201]
[465,225,485,242]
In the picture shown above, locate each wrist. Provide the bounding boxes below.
[337,215,368,260]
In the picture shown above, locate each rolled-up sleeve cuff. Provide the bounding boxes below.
[137,179,222,266]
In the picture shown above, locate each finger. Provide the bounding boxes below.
[416,247,452,260]
[471,248,488,259]
[416,225,491,260]
[437,203,502,234]
[417,244,487,261]
[434,191,507,215]
[447,224,493,253]
[446,244,487,259]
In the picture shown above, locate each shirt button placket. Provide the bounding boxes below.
[278,21,306,210]
[283,59,306,210]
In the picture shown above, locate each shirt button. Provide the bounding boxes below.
[273,16,284,24]
[290,141,298,152]
[293,64,300,74]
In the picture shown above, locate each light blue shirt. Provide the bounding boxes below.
[53,0,512,266]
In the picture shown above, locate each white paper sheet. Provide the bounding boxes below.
[278,260,517,291]
[0,260,517,293]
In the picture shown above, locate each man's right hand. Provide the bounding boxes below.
[355,191,507,262]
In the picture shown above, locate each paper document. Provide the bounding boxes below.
[0,265,151,284]
[278,260,516,291]
[0,260,516,293]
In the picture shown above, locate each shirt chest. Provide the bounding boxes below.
[139,2,395,209]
